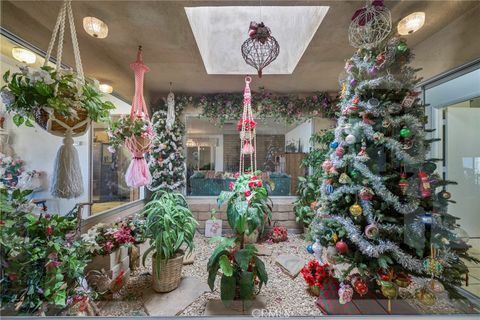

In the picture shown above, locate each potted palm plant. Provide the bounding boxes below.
[207,171,271,309]
[142,191,197,292]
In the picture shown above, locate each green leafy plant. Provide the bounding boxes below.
[1,66,114,127]
[142,191,198,277]
[208,172,271,307]
[0,188,93,314]
[293,175,319,227]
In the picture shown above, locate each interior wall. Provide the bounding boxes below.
[413,3,480,81]
[285,120,312,153]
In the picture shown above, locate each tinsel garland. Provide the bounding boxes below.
[325,215,424,272]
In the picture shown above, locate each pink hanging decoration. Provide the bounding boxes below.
[239,76,257,174]
[125,46,153,188]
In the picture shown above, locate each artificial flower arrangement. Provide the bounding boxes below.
[0,152,24,190]
[0,188,94,314]
[207,171,272,308]
[107,115,154,152]
[267,225,288,243]
[300,259,333,296]
[1,66,114,128]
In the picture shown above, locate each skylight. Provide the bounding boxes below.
[185,6,329,75]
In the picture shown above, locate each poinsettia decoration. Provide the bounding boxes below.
[301,259,332,288]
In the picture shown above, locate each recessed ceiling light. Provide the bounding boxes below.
[99,83,113,94]
[11,47,36,64]
[398,12,425,35]
[83,17,108,38]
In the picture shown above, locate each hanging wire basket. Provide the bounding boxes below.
[348,0,392,49]
[241,22,280,77]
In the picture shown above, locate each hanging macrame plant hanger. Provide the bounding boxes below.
[124,46,153,188]
[239,76,257,174]
[42,0,89,199]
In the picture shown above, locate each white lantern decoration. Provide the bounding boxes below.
[349,1,392,49]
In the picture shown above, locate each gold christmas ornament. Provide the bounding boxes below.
[339,173,351,184]
[415,286,437,306]
[380,281,398,299]
[349,203,363,217]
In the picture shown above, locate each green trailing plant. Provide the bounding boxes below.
[0,188,93,314]
[1,66,114,127]
[207,172,271,307]
[142,191,197,277]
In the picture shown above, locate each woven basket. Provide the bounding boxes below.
[152,251,184,293]
[34,107,89,137]
[130,135,151,150]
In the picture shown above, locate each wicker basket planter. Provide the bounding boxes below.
[34,107,90,137]
[152,250,184,293]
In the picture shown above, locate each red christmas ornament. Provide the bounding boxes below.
[335,240,348,254]
[418,171,432,198]
[376,52,386,65]
[398,172,409,195]
[359,187,374,201]
[335,146,345,157]
[352,277,368,296]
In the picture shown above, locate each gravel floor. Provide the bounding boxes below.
[94,232,478,317]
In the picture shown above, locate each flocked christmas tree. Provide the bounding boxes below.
[310,1,478,306]
[147,93,189,192]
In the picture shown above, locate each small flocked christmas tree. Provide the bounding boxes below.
[147,95,189,192]
[310,35,478,304]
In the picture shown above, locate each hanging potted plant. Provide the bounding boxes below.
[208,171,272,309]
[107,46,154,188]
[142,191,197,292]
[0,1,115,199]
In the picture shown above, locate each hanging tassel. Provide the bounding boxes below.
[50,133,84,199]
[125,136,152,188]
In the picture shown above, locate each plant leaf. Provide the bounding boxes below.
[220,274,236,305]
[219,254,233,277]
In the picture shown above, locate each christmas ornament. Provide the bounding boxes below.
[376,52,386,65]
[368,66,378,76]
[324,184,334,195]
[398,172,409,195]
[380,280,398,313]
[322,159,333,171]
[397,41,409,53]
[312,239,323,263]
[399,127,412,138]
[373,132,384,142]
[310,201,318,210]
[359,187,374,200]
[361,112,375,125]
[330,141,339,149]
[335,146,345,157]
[358,142,368,157]
[339,173,351,184]
[338,283,354,304]
[345,134,357,144]
[365,223,379,239]
[423,246,443,277]
[241,22,279,77]
[418,171,432,198]
[326,246,337,264]
[394,272,412,288]
[349,203,363,217]
[349,0,392,50]
[352,277,368,296]
[345,60,354,72]
[367,97,380,109]
[307,244,314,254]
[421,213,433,225]
[415,286,436,306]
[335,240,348,254]
[427,279,445,293]
[401,95,416,108]
[350,170,359,178]
[402,139,414,150]
[350,78,357,87]
[438,190,451,200]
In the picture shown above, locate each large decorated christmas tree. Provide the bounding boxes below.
[147,94,189,192]
[310,32,478,304]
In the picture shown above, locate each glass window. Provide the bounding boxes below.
[90,118,142,214]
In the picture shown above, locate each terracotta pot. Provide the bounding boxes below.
[152,251,184,293]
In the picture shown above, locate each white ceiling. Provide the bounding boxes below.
[185,6,329,75]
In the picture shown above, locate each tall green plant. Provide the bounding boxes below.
[142,191,197,277]
[207,172,271,307]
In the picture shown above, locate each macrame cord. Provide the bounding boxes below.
[239,76,257,174]
[46,0,87,198]
[124,46,153,188]
[166,83,175,131]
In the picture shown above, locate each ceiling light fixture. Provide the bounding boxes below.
[397,12,425,35]
[83,17,108,38]
[11,47,36,64]
[99,83,113,94]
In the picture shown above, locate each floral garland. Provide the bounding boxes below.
[195,90,337,125]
